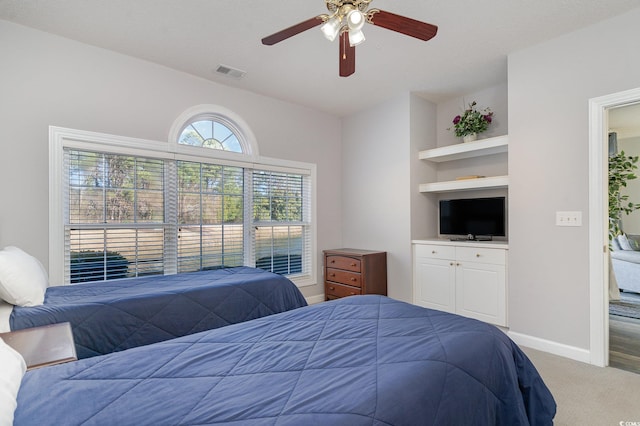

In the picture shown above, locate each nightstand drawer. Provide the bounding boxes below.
[326,255,361,272]
[325,282,362,298]
[326,268,361,287]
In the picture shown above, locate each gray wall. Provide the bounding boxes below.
[341,93,414,302]
[508,7,640,350]
[0,20,343,299]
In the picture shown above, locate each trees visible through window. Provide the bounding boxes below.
[67,151,165,283]
[178,119,243,152]
[177,161,244,272]
[253,171,306,275]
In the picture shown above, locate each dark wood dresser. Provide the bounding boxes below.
[323,248,387,300]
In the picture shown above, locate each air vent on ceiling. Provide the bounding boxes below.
[215,65,246,79]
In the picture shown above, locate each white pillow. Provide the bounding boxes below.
[0,247,48,306]
[0,337,26,426]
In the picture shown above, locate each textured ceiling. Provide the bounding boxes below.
[1,0,639,116]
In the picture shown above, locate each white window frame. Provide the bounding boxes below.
[49,125,317,288]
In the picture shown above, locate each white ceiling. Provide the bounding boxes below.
[1,0,639,116]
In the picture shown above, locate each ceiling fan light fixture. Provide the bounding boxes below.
[346,10,365,31]
[348,29,365,46]
[320,16,341,41]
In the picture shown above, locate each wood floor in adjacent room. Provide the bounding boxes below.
[609,314,640,374]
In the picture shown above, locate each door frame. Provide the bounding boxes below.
[589,87,640,367]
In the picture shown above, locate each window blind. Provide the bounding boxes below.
[64,150,166,283]
[252,170,311,276]
[61,147,312,284]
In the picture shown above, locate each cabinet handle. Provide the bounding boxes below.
[432,250,437,254]
[350,292,356,295]
[476,253,481,258]
[351,263,357,267]
[329,286,335,290]
[350,277,356,281]
[450,262,454,266]
[330,260,335,263]
[456,262,461,266]
[329,273,335,277]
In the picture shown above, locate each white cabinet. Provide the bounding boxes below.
[413,240,507,326]
[418,135,508,193]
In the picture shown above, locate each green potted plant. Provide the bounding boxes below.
[448,101,494,142]
[609,150,640,242]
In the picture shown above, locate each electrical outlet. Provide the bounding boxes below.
[556,211,582,227]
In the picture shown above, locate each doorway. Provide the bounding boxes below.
[588,87,640,368]
[607,103,640,373]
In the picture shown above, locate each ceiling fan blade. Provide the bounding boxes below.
[368,9,438,41]
[339,31,355,77]
[262,16,325,46]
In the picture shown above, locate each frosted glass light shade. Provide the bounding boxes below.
[320,17,341,41]
[346,10,365,31]
[349,29,365,46]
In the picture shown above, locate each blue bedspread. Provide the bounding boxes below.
[15,295,556,425]
[10,267,307,359]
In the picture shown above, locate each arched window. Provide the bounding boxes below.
[169,105,258,160]
[178,119,242,152]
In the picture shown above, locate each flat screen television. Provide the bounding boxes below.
[439,197,506,240]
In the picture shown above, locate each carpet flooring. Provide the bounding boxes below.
[609,291,640,319]
[523,347,640,425]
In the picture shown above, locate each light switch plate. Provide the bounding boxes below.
[556,211,582,226]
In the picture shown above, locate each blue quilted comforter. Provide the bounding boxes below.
[15,295,556,425]
[10,267,307,359]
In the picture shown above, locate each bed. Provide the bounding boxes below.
[4,266,308,359]
[11,295,556,425]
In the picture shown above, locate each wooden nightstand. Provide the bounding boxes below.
[0,322,77,370]
[324,248,387,300]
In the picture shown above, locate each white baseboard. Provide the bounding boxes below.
[305,294,325,305]
[508,331,591,364]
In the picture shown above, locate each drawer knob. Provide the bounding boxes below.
[351,263,356,267]
[350,292,356,295]
[350,277,356,281]
[432,250,436,254]
[329,273,335,277]
[330,260,335,263]
[476,253,481,258]
[329,286,335,290]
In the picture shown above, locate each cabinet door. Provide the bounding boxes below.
[455,262,506,326]
[413,256,456,314]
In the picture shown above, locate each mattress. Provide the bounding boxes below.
[15,295,556,425]
[10,266,307,359]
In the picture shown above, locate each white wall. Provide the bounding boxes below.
[508,7,640,351]
[0,20,342,299]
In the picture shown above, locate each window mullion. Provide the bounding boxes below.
[164,161,178,275]
[244,168,254,267]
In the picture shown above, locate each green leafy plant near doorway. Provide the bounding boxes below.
[609,150,640,241]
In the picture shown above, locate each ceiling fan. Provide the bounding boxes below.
[261,0,438,77]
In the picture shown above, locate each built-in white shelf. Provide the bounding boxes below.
[419,175,509,193]
[418,135,508,163]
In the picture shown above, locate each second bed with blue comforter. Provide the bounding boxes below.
[15,295,556,425]
[10,266,307,358]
